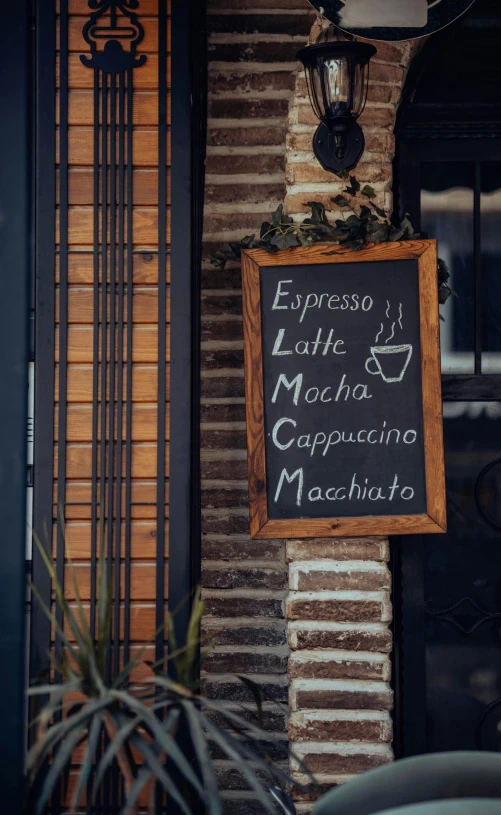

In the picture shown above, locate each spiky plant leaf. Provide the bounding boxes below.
[181,700,223,815]
[202,715,277,815]
[130,734,193,815]
[35,724,86,815]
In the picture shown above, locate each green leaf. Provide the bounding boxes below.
[227,243,243,260]
[260,221,272,240]
[235,675,264,728]
[36,725,86,815]
[438,257,450,284]
[181,700,223,815]
[271,204,284,227]
[240,234,256,247]
[31,533,92,666]
[70,712,103,813]
[120,766,152,815]
[28,580,79,667]
[370,201,387,219]
[342,238,365,251]
[331,194,350,208]
[299,232,314,248]
[199,700,316,789]
[202,716,277,815]
[389,226,405,242]
[131,734,194,815]
[94,714,141,791]
[305,201,327,225]
[399,214,417,238]
[29,696,113,776]
[270,230,299,251]
[350,175,360,193]
[109,690,205,798]
[370,226,390,245]
[361,185,376,199]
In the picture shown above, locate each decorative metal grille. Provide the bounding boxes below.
[30,1,169,809]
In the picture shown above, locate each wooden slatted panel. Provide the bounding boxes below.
[53,0,170,656]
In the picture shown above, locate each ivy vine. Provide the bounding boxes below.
[210,174,454,306]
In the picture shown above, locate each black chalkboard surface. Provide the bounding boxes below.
[242,242,446,539]
[261,260,426,519]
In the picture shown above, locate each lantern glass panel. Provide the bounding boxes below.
[316,56,351,117]
[305,64,324,120]
[352,61,369,117]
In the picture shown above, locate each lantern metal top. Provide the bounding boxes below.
[296,38,376,69]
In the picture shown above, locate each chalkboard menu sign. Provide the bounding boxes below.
[242,242,446,539]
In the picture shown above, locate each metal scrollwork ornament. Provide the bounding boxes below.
[80,0,146,72]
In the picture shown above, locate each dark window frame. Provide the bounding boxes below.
[0,1,31,807]
[394,20,501,756]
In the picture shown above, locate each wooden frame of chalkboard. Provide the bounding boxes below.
[241,241,446,539]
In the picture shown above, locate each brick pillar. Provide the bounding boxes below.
[287,539,393,808]
[284,33,422,809]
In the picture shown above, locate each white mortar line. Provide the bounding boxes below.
[208,90,293,100]
[201,369,245,378]
[199,315,243,322]
[207,117,286,128]
[290,560,389,573]
[289,649,388,664]
[208,61,298,72]
[290,710,389,722]
[202,508,248,515]
[201,398,247,405]
[201,479,248,488]
[206,172,285,183]
[203,560,286,570]
[209,33,307,43]
[200,450,247,461]
[204,229,281,241]
[292,678,391,692]
[201,343,244,352]
[204,201,282,212]
[288,590,388,602]
[207,145,285,155]
[288,620,390,632]
[207,8,315,15]
[205,588,287,599]
[293,742,393,756]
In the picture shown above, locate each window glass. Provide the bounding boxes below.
[421,163,475,374]
[424,402,501,752]
[481,163,501,372]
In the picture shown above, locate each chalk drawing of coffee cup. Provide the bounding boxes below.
[365,344,413,383]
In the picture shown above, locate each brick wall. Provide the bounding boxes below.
[201,2,314,811]
[200,2,418,811]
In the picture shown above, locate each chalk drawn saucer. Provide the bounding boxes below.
[306,0,476,41]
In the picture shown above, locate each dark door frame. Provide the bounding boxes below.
[0,2,31,809]
[168,0,206,666]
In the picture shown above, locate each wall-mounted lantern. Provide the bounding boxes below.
[297,27,376,174]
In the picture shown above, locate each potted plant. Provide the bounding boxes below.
[27,522,314,815]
